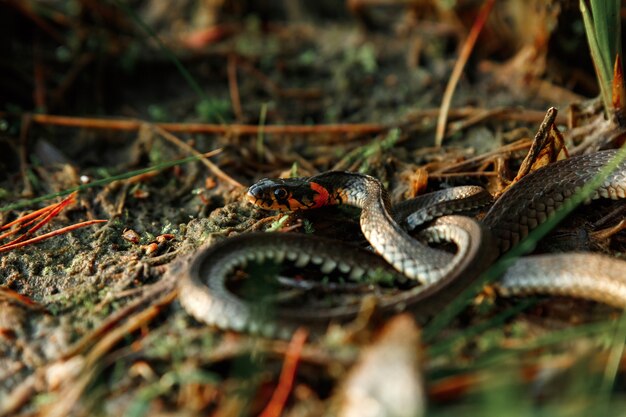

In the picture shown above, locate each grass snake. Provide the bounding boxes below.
[178,149,626,337]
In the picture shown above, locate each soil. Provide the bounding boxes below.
[1,1,625,416]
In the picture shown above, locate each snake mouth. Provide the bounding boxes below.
[245,190,260,205]
[246,186,281,210]
[246,182,270,207]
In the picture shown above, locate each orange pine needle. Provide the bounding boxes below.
[0,198,64,231]
[0,287,43,309]
[435,0,496,146]
[258,328,308,417]
[0,219,106,253]
[0,201,65,240]
[1,192,77,247]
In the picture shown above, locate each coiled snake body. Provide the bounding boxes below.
[178,149,626,337]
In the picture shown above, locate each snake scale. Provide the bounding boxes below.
[178,149,626,337]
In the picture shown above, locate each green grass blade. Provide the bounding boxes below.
[590,0,621,65]
[580,0,622,115]
[599,310,626,403]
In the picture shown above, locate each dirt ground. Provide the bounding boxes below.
[2,1,626,416]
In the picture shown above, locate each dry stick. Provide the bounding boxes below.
[227,54,243,121]
[429,171,498,179]
[46,290,176,417]
[513,107,562,182]
[432,139,532,174]
[435,0,496,147]
[152,124,244,188]
[259,328,308,417]
[406,107,569,125]
[0,219,107,254]
[2,109,568,138]
[447,107,507,136]
[62,278,176,359]
[4,113,386,136]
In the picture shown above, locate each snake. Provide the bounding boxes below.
[178,149,626,337]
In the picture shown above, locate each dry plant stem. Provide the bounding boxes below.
[0,287,43,309]
[0,284,176,417]
[406,107,568,125]
[45,290,177,417]
[3,113,386,137]
[514,107,560,180]
[447,107,507,136]
[227,54,243,121]
[0,374,39,417]
[152,125,243,188]
[432,139,532,174]
[435,0,496,147]
[63,278,176,359]
[258,328,308,417]
[1,109,569,138]
[248,215,284,231]
[591,218,626,241]
[0,219,107,253]
[429,171,498,179]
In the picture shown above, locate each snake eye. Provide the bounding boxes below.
[274,187,288,200]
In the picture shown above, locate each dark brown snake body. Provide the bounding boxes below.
[178,149,626,337]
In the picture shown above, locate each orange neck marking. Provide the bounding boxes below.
[309,182,331,208]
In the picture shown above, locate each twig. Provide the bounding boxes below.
[45,289,177,417]
[0,112,386,137]
[405,107,569,125]
[435,0,496,146]
[259,328,308,417]
[428,171,497,179]
[63,278,176,359]
[0,219,107,254]
[446,107,507,136]
[432,139,532,174]
[152,124,244,188]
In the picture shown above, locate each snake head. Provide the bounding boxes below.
[247,177,331,211]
